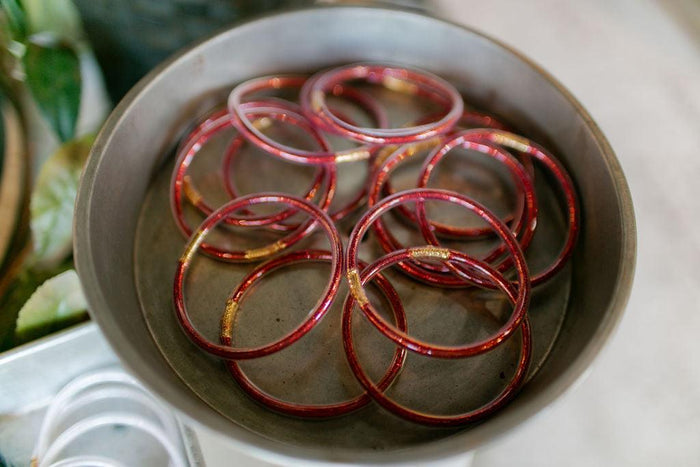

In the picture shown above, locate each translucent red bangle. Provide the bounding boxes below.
[367,141,535,288]
[173,193,342,359]
[228,75,386,165]
[342,246,532,426]
[172,103,333,233]
[220,249,407,418]
[459,109,510,131]
[381,109,532,240]
[421,129,579,286]
[347,188,531,357]
[219,132,325,232]
[170,105,337,262]
[302,63,463,145]
[385,133,536,245]
[223,91,387,224]
[412,132,538,288]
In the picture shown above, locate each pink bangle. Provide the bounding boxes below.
[170,104,337,261]
[173,193,342,359]
[347,188,531,357]
[342,246,532,426]
[301,63,463,145]
[367,140,535,288]
[427,129,579,286]
[228,75,386,165]
[220,249,407,418]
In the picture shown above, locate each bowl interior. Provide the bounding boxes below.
[75,7,635,465]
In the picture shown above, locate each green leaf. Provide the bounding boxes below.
[22,0,82,44]
[0,258,71,350]
[14,269,87,344]
[23,40,81,142]
[0,0,27,41]
[29,134,93,269]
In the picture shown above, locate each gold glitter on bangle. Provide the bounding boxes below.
[252,117,273,131]
[311,90,325,112]
[346,268,369,306]
[270,77,283,89]
[382,75,419,95]
[335,148,371,163]
[405,137,440,156]
[244,240,285,260]
[180,229,207,265]
[409,246,451,260]
[372,145,397,168]
[221,298,239,339]
[183,175,203,207]
[492,132,531,153]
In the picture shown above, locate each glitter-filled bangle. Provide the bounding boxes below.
[459,109,509,131]
[342,246,531,426]
[367,141,535,288]
[424,129,579,286]
[217,98,331,231]
[220,249,407,418]
[302,63,463,145]
[412,132,538,288]
[347,188,531,357]
[223,90,388,224]
[228,75,387,165]
[171,101,335,235]
[179,108,326,230]
[219,131,324,233]
[174,194,342,359]
[382,109,534,240]
[170,109,337,261]
[382,132,535,245]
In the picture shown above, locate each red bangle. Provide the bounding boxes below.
[381,109,533,239]
[459,109,509,131]
[170,104,337,261]
[368,140,535,288]
[228,75,386,165]
[173,193,342,359]
[347,188,531,357]
[425,129,579,286]
[302,63,463,145]
[219,132,325,232]
[172,103,333,233]
[342,246,532,426]
[412,132,538,288]
[223,91,388,224]
[220,249,407,418]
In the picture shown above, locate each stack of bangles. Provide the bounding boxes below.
[170,63,580,427]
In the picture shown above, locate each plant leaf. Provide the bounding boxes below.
[29,134,93,269]
[14,269,87,343]
[23,40,81,142]
[0,0,27,41]
[0,258,71,350]
[22,0,82,44]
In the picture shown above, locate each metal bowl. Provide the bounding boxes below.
[74,6,636,465]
